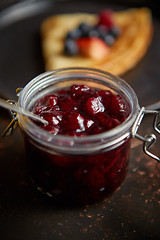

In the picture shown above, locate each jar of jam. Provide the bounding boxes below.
[12,68,160,203]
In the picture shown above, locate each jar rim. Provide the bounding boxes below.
[18,67,139,153]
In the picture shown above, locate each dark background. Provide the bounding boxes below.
[0,0,159,16]
[0,1,160,240]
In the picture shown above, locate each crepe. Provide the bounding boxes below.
[41,8,153,76]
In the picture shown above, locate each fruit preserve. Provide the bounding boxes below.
[18,68,139,204]
[32,85,130,136]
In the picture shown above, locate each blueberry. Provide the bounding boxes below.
[88,27,100,38]
[64,38,79,56]
[78,23,93,37]
[96,25,108,39]
[66,28,81,40]
[103,33,115,46]
[110,26,121,38]
[97,24,109,34]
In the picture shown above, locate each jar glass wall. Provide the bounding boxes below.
[18,68,139,204]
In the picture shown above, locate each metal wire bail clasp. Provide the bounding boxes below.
[1,100,18,137]
[1,88,23,137]
[131,107,160,162]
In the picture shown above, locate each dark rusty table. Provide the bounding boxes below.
[0,1,160,240]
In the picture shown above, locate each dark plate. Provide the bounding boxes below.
[0,1,160,240]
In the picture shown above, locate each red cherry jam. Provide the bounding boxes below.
[32,85,130,136]
[26,84,131,204]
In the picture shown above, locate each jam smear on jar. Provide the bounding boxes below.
[26,84,131,204]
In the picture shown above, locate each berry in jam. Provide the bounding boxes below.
[27,84,131,204]
[32,84,130,136]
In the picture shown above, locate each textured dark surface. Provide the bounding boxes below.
[0,1,160,240]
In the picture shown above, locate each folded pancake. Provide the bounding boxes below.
[41,8,153,76]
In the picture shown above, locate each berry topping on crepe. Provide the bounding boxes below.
[41,8,153,76]
[64,9,120,59]
[76,37,110,59]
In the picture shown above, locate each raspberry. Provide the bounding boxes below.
[98,9,114,29]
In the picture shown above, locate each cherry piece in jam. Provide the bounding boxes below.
[32,84,130,136]
[26,84,131,204]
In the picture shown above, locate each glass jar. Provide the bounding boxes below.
[17,67,140,204]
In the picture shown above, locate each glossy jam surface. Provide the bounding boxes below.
[26,84,131,204]
[32,85,130,136]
